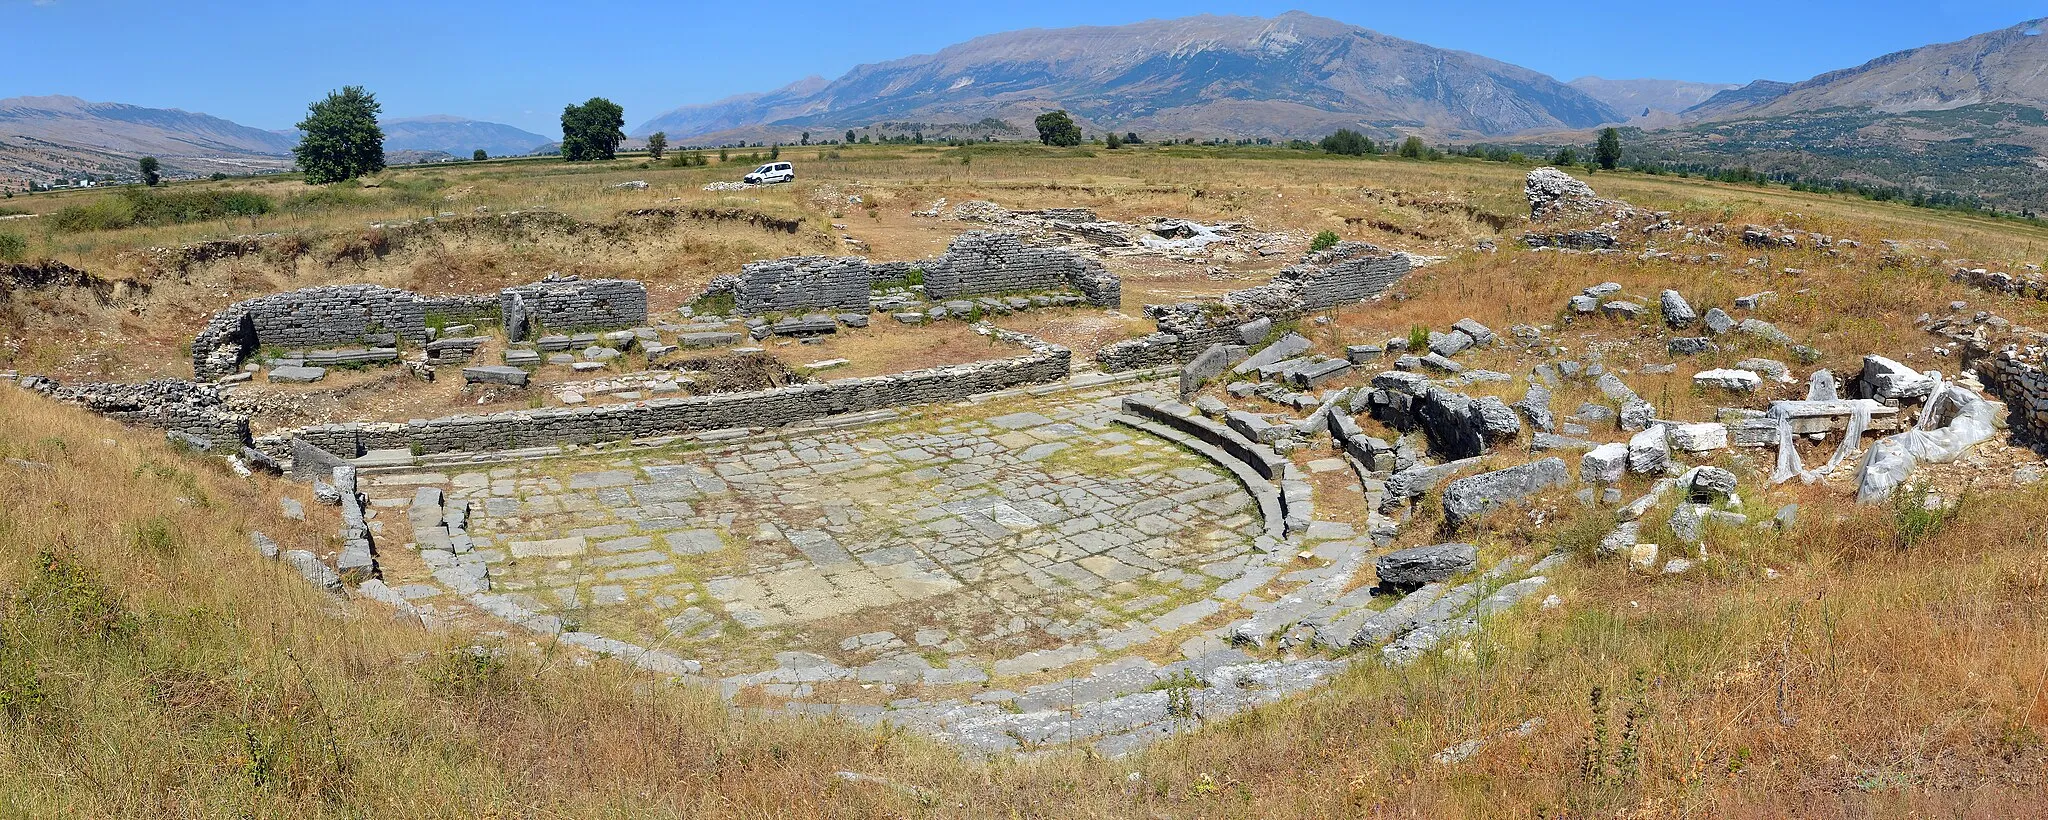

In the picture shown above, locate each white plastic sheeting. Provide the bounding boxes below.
[1854,380,1999,504]
[1771,401,1871,485]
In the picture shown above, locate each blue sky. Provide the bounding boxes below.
[4,0,2043,134]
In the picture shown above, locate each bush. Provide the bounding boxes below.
[1321,129,1373,156]
[50,187,274,232]
[0,233,26,262]
[1310,230,1340,252]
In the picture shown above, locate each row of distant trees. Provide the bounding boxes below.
[1027,108,1627,168]
[286,86,640,184]
[284,88,1631,187]
[1320,126,1622,168]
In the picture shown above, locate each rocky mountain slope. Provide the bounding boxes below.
[0,95,297,184]
[637,11,1622,142]
[1682,19,2048,120]
[0,96,557,186]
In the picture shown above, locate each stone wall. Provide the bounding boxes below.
[500,277,648,341]
[923,231,1121,307]
[1975,343,2048,443]
[191,285,434,380]
[735,256,875,314]
[1223,242,1413,315]
[271,349,1072,460]
[32,378,249,450]
[191,283,536,380]
[1094,243,1414,372]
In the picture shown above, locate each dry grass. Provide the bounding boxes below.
[4,144,2048,817]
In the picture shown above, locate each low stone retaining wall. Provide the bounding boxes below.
[922,231,1121,307]
[734,256,877,314]
[1224,242,1414,314]
[270,349,1073,460]
[1096,243,1418,372]
[32,378,249,448]
[710,232,1122,316]
[1976,343,2048,443]
[192,277,641,380]
[500,277,649,341]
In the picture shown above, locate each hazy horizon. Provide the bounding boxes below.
[3,0,2043,133]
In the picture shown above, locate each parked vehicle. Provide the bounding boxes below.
[744,162,794,184]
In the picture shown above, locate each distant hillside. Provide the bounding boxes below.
[637,11,1621,143]
[0,95,296,186]
[0,95,295,156]
[1680,80,1797,120]
[1685,20,2048,121]
[1566,77,1738,120]
[380,116,554,157]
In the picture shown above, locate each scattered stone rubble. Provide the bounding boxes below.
[1098,243,1430,372]
[938,201,1298,261]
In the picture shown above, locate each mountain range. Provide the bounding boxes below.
[5,12,2048,207]
[0,96,552,186]
[636,12,1623,143]
[1577,18,2048,209]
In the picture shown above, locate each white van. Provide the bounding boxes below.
[744,162,794,184]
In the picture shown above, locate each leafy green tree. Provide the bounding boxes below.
[292,86,385,184]
[1551,146,1578,166]
[1104,132,1123,150]
[559,97,626,162]
[138,156,160,186]
[770,143,780,160]
[472,149,488,161]
[1124,132,1143,145]
[845,129,856,144]
[1320,129,1372,156]
[1596,128,1622,170]
[646,131,667,161]
[1034,110,1082,147]
[800,131,810,146]
[1398,136,1426,159]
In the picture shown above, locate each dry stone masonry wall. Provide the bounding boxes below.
[922,231,1121,307]
[734,256,877,314]
[31,378,250,450]
[500,277,648,342]
[192,285,436,380]
[1097,243,1420,372]
[192,277,641,379]
[1223,242,1415,314]
[267,348,1072,460]
[707,232,1121,317]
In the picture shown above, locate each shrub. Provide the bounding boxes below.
[1321,129,1373,156]
[0,233,26,262]
[1310,230,1340,252]
[50,187,274,232]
